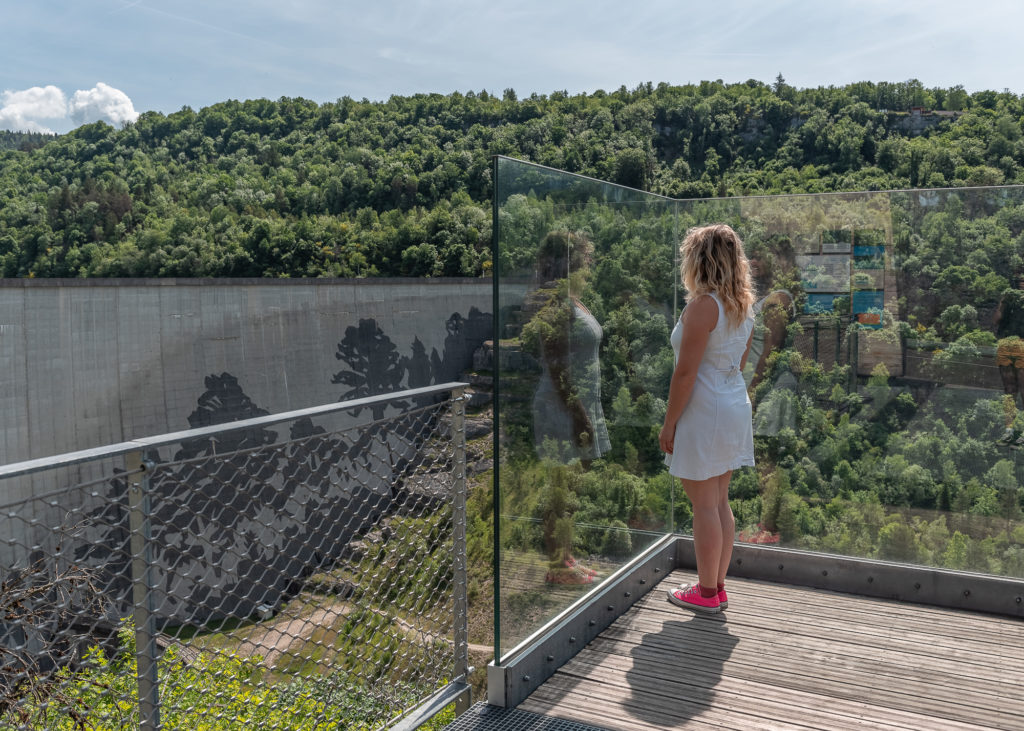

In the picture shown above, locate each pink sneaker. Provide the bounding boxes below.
[667,583,721,614]
[718,588,728,610]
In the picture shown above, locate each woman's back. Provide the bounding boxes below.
[672,293,753,388]
[666,292,754,481]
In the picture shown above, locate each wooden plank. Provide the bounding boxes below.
[657,571,1024,635]
[573,638,1023,728]
[522,678,800,731]
[633,595,1021,653]
[521,571,1024,731]
[526,673,846,731]
[607,610,1024,688]
[590,625,1024,707]
[547,658,993,731]
[640,587,1024,665]
[711,578,1024,633]
[652,601,1024,663]
[592,624,1024,707]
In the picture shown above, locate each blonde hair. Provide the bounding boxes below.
[681,224,756,327]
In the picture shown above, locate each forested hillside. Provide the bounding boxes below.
[0,131,58,152]
[1,78,1023,278]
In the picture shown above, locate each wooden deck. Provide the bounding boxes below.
[516,569,1024,730]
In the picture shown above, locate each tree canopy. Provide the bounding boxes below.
[2,80,1023,278]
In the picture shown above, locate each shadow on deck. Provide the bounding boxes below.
[450,538,1024,731]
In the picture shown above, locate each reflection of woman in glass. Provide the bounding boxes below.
[746,239,797,391]
[995,288,1024,443]
[660,224,755,613]
[523,231,609,584]
[744,240,799,445]
[528,231,610,465]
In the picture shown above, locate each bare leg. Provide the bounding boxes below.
[681,476,724,591]
[715,470,735,586]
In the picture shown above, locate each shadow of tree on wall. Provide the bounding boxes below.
[70,308,492,625]
[332,308,491,412]
[329,308,491,481]
[431,308,491,386]
[176,373,275,455]
[332,319,408,418]
[74,374,287,620]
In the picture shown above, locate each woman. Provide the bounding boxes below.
[660,224,756,613]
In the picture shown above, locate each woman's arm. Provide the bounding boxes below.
[659,295,717,454]
[740,329,755,371]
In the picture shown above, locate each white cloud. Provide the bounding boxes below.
[68,82,139,126]
[0,83,139,133]
[0,85,68,133]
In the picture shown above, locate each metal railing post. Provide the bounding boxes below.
[127,451,161,730]
[450,388,471,714]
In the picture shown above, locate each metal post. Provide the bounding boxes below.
[813,320,819,362]
[127,451,160,730]
[490,155,502,665]
[450,389,471,714]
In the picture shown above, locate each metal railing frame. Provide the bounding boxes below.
[0,382,470,731]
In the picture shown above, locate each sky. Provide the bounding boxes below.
[3,0,1024,134]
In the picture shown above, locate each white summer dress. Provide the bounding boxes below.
[664,293,755,480]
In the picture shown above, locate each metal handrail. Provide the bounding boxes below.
[0,382,467,483]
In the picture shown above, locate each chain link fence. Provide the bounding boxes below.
[0,384,469,730]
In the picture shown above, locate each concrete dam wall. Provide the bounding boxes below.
[0,277,492,622]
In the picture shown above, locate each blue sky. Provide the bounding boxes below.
[3,0,1024,133]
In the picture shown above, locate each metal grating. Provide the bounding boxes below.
[444,703,609,731]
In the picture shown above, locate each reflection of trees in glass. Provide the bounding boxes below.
[494,161,1024,589]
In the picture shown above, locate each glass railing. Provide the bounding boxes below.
[493,159,678,656]
[493,155,1024,661]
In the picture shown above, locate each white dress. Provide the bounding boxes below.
[664,293,755,480]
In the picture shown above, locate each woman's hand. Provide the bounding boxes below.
[659,421,676,454]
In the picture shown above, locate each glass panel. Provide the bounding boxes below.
[493,157,676,658]
[495,156,1024,662]
[717,187,1024,577]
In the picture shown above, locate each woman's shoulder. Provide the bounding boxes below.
[682,293,719,330]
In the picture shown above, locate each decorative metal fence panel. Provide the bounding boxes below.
[0,384,469,730]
